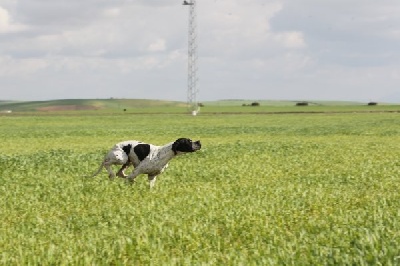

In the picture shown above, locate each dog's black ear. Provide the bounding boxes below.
[172,139,179,154]
[122,144,132,156]
[172,138,185,154]
[134,144,151,161]
[172,138,195,154]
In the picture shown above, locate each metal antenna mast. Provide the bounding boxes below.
[183,0,199,115]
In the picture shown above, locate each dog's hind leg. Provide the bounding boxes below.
[104,161,117,180]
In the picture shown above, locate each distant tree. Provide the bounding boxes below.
[296,102,309,106]
[368,102,378,106]
[251,102,260,106]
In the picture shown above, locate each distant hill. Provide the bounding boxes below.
[0,99,187,112]
[1,98,397,114]
[204,99,365,106]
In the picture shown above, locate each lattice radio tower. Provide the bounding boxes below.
[183,0,199,115]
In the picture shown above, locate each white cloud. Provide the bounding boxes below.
[102,8,121,18]
[0,5,26,33]
[0,6,10,31]
[0,0,400,102]
[147,38,166,52]
[274,31,306,49]
[200,1,283,58]
[0,55,48,76]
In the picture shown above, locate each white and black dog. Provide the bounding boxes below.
[92,138,201,188]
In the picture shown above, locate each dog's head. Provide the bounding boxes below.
[172,138,201,155]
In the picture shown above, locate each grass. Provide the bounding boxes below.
[1,111,400,264]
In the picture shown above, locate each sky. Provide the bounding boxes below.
[1,0,400,103]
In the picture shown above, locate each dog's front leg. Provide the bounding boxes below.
[126,168,141,184]
[148,175,157,189]
[117,161,130,178]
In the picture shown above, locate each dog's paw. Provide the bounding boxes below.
[117,173,127,178]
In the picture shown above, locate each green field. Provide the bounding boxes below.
[1,108,400,264]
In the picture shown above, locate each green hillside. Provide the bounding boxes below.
[0,99,186,112]
[204,99,364,106]
[0,98,399,114]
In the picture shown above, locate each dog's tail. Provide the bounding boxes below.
[90,162,104,177]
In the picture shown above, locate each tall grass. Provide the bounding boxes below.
[1,112,400,264]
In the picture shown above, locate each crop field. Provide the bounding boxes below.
[1,110,400,264]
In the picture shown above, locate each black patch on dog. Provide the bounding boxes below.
[172,138,194,154]
[122,144,132,156]
[134,144,151,161]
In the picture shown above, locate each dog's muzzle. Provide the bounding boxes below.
[193,140,201,151]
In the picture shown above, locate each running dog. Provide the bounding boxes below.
[92,138,201,188]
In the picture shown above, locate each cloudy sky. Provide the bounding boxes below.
[1,0,400,102]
